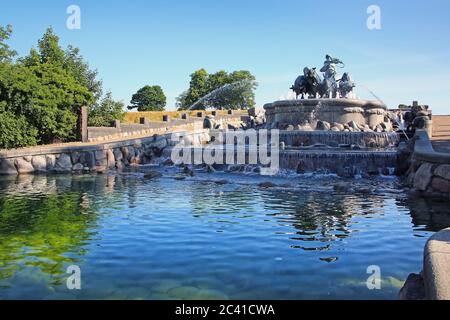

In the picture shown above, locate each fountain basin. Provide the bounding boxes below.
[264,98,388,129]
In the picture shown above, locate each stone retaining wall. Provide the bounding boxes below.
[405,130,450,199]
[87,114,246,142]
[0,130,210,175]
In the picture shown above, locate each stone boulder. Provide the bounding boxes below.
[316,121,331,131]
[144,171,163,179]
[95,150,107,166]
[80,151,96,169]
[45,155,56,170]
[15,158,34,174]
[348,121,360,131]
[54,154,72,172]
[113,148,123,161]
[399,273,425,300]
[332,123,345,131]
[413,163,433,191]
[0,159,17,175]
[32,156,47,172]
[431,177,450,194]
[72,163,84,172]
[107,149,115,169]
[434,165,450,180]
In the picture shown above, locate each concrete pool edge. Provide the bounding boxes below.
[423,228,450,300]
[400,228,450,300]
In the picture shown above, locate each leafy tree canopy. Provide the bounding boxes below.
[0,25,122,148]
[88,92,125,127]
[128,85,166,111]
[177,69,257,110]
[0,25,17,63]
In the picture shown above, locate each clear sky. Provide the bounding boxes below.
[2,0,450,114]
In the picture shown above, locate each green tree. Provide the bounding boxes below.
[0,25,17,63]
[22,28,103,103]
[177,69,257,110]
[88,92,125,127]
[0,102,38,149]
[37,27,65,66]
[64,45,103,102]
[128,85,166,111]
[0,62,93,144]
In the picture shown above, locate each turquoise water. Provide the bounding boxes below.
[0,168,449,300]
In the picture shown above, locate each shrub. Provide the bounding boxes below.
[0,110,38,149]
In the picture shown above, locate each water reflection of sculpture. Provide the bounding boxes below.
[186,181,387,251]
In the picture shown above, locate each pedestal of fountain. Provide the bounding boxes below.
[264,98,388,129]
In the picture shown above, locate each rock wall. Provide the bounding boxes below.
[406,162,450,199]
[0,131,210,175]
[405,130,450,200]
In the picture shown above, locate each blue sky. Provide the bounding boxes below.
[2,0,450,114]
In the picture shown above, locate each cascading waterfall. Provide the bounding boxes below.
[279,149,398,175]
[279,131,400,149]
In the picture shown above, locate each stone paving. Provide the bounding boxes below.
[432,115,450,153]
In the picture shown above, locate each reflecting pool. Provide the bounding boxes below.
[0,169,449,300]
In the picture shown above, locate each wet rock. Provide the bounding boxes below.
[173,175,186,181]
[381,167,391,176]
[331,126,340,132]
[121,146,130,160]
[83,152,96,169]
[72,163,84,172]
[279,141,286,150]
[95,150,107,166]
[348,121,361,131]
[15,158,34,174]
[162,158,174,166]
[70,152,81,164]
[113,148,123,161]
[144,171,163,179]
[337,167,354,178]
[258,181,277,188]
[413,163,433,191]
[434,165,450,180]
[333,183,351,192]
[96,166,107,174]
[332,123,345,131]
[183,166,195,176]
[213,179,229,185]
[212,164,227,171]
[399,273,425,300]
[115,161,124,170]
[31,156,47,172]
[45,155,56,170]
[0,158,17,175]
[431,177,450,193]
[316,121,331,131]
[54,154,72,172]
[107,149,115,169]
[320,257,338,263]
[356,187,372,194]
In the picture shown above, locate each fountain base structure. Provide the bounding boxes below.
[264,98,388,130]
